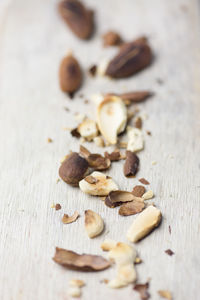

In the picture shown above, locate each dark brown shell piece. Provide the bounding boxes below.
[124,151,139,177]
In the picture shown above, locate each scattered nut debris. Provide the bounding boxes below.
[105,37,152,78]
[119,200,145,216]
[88,64,97,76]
[79,145,111,170]
[79,171,118,196]
[107,242,137,288]
[127,127,144,152]
[70,127,81,138]
[115,91,153,105]
[146,130,151,136]
[58,0,94,40]
[85,209,104,238]
[62,211,79,224]
[151,160,157,165]
[104,149,125,161]
[101,239,117,251]
[51,203,55,208]
[93,136,105,147]
[158,290,172,299]
[142,190,154,200]
[55,203,62,210]
[59,53,82,95]
[124,151,139,177]
[135,257,142,264]
[59,152,89,186]
[139,178,150,185]
[68,279,85,298]
[105,190,142,208]
[127,205,162,242]
[47,138,53,143]
[53,247,110,271]
[132,185,146,197]
[135,116,143,129]
[97,95,127,144]
[77,119,98,141]
[169,225,171,235]
[134,282,150,300]
[165,249,174,256]
[100,278,109,284]
[102,31,122,47]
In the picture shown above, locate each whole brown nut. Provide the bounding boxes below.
[59,54,82,94]
[58,0,94,40]
[59,152,89,186]
[105,37,152,78]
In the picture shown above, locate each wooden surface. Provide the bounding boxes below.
[0,0,200,299]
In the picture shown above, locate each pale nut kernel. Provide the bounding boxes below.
[126,205,162,243]
[142,190,154,200]
[78,119,98,141]
[85,209,104,238]
[79,171,118,196]
[127,127,144,152]
[93,136,105,147]
[97,96,127,144]
[101,239,117,251]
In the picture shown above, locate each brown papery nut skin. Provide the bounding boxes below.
[102,31,122,47]
[105,37,152,78]
[59,152,89,186]
[58,0,94,39]
[124,151,139,177]
[59,54,82,94]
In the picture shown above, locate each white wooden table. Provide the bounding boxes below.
[0,0,200,299]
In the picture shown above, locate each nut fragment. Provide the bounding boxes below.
[101,239,117,251]
[126,205,162,242]
[107,242,137,288]
[80,145,111,170]
[85,210,104,238]
[97,96,127,144]
[68,279,85,298]
[124,151,139,177]
[77,119,98,141]
[142,190,154,200]
[93,136,105,147]
[104,149,125,161]
[134,282,150,300]
[115,91,153,105]
[59,54,82,95]
[132,185,146,197]
[119,200,145,216]
[53,247,110,271]
[102,31,122,47]
[79,171,118,196]
[105,190,142,208]
[127,127,144,152]
[62,211,79,224]
[158,290,172,299]
[59,152,89,186]
[139,178,150,185]
[105,37,152,78]
[55,203,62,210]
[135,116,142,129]
[58,0,94,39]
[165,249,174,256]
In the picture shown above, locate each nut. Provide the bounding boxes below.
[58,0,94,40]
[105,190,142,208]
[126,205,162,242]
[68,279,85,298]
[85,209,104,238]
[79,145,111,170]
[59,152,89,186]
[97,96,127,144]
[93,136,105,147]
[79,171,118,196]
[77,119,98,141]
[105,37,152,78]
[142,190,154,200]
[101,239,117,251]
[119,200,145,216]
[107,242,137,288]
[127,127,144,152]
[62,211,79,224]
[114,91,153,105]
[59,54,82,95]
[124,151,140,177]
[53,247,110,271]
[102,31,122,47]
[132,185,146,197]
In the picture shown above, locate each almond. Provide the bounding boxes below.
[79,171,118,196]
[126,205,162,242]
[105,37,152,78]
[97,96,127,144]
[58,0,94,40]
[85,210,104,238]
[59,54,82,94]
[59,152,89,186]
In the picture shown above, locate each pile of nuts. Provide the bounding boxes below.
[52,1,172,299]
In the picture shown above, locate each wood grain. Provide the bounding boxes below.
[0,0,200,299]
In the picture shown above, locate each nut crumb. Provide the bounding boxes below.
[47,138,53,143]
[165,249,174,256]
[55,203,61,210]
[134,282,150,300]
[151,160,157,165]
[139,178,150,185]
[62,211,79,224]
[142,190,154,200]
[158,290,172,299]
